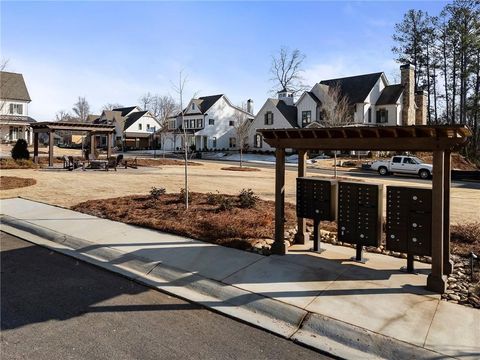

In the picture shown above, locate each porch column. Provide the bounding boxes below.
[427,150,447,293]
[48,131,54,167]
[271,148,287,255]
[33,132,39,164]
[295,149,309,245]
[107,132,112,158]
[443,150,453,275]
[90,132,95,158]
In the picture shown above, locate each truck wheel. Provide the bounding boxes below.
[419,169,430,179]
[378,167,388,176]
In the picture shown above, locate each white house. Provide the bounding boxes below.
[249,64,427,151]
[163,94,254,151]
[94,106,160,149]
[0,71,36,144]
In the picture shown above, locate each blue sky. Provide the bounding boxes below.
[1,1,447,119]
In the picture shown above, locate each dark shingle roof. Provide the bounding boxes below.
[0,114,36,124]
[270,99,298,127]
[124,111,147,130]
[376,84,404,105]
[113,106,137,117]
[320,72,383,105]
[0,71,31,102]
[197,94,223,113]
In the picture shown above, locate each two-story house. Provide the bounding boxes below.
[163,94,254,151]
[0,71,36,144]
[94,106,160,150]
[249,64,427,151]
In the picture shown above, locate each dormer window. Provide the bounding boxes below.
[138,123,142,130]
[191,103,195,110]
[9,104,23,115]
[264,111,273,125]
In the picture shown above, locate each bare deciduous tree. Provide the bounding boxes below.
[232,104,251,168]
[270,47,308,95]
[55,110,74,122]
[172,71,190,210]
[72,97,90,122]
[102,103,123,111]
[318,84,354,177]
[0,58,11,112]
[139,92,153,111]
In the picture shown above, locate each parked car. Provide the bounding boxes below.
[370,155,433,179]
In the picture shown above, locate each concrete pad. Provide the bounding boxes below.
[305,277,439,346]
[223,256,340,309]
[424,301,480,358]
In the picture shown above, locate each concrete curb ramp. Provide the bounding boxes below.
[1,215,447,360]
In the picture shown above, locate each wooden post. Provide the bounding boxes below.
[107,133,112,158]
[33,132,39,164]
[48,131,54,167]
[90,133,95,158]
[272,148,287,255]
[443,150,453,275]
[427,150,447,293]
[295,149,309,245]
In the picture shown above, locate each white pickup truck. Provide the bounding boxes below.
[370,155,433,179]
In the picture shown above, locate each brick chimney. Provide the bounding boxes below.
[415,90,427,125]
[400,64,416,126]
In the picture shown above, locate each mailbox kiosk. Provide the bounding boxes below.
[338,181,384,261]
[386,186,432,272]
[297,177,337,251]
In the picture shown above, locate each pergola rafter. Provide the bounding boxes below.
[259,125,472,294]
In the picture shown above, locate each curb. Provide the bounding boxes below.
[0,214,448,360]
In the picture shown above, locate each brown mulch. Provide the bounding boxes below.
[134,158,202,167]
[221,166,260,172]
[416,152,478,170]
[0,176,37,190]
[72,192,297,251]
[451,222,480,257]
[0,159,39,169]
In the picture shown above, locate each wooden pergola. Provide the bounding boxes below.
[31,122,116,167]
[258,125,472,294]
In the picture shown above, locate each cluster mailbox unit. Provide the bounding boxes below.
[386,186,432,272]
[337,182,384,261]
[296,177,337,251]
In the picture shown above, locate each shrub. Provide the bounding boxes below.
[179,188,191,203]
[11,139,30,160]
[150,187,166,199]
[217,196,234,212]
[238,188,259,209]
[206,191,222,205]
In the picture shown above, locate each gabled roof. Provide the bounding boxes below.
[87,114,100,123]
[376,84,404,105]
[319,72,384,105]
[307,91,321,105]
[112,106,137,117]
[0,71,31,102]
[269,99,298,128]
[196,94,223,113]
[124,111,148,130]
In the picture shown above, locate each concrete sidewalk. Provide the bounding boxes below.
[1,198,479,359]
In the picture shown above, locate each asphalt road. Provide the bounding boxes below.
[0,232,329,360]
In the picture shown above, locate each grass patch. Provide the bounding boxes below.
[0,176,37,190]
[221,166,260,172]
[72,191,297,251]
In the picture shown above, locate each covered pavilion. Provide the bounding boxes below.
[258,124,472,294]
[30,122,116,167]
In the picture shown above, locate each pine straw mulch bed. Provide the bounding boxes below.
[221,166,260,172]
[72,192,297,251]
[134,158,202,167]
[0,176,37,190]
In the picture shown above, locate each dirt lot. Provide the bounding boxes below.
[0,161,479,224]
[0,176,37,190]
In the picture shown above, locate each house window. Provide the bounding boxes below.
[264,111,273,125]
[229,137,236,148]
[368,108,372,123]
[302,111,311,126]
[190,119,195,128]
[9,104,23,115]
[196,119,203,128]
[254,134,263,148]
[212,137,217,148]
[229,120,235,126]
[147,124,150,130]
[183,120,188,128]
[376,109,388,123]
[209,118,214,125]
[138,123,142,130]
[191,103,195,110]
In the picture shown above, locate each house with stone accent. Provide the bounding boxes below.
[249,64,427,151]
[163,94,254,151]
[0,71,36,144]
[93,106,160,150]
